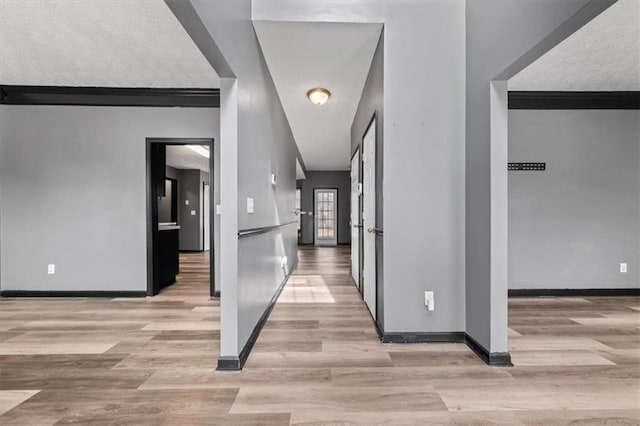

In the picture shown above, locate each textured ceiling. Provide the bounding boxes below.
[166,146,209,173]
[0,0,219,88]
[510,0,640,91]
[254,21,382,171]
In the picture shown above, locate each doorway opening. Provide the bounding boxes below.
[146,138,215,298]
[314,188,338,246]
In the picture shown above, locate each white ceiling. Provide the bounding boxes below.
[166,146,209,173]
[510,0,640,91]
[254,21,382,171]
[0,0,219,88]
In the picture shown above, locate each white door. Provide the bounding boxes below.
[203,183,210,251]
[350,152,360,288]
[362,119,376,320]
[314,189,338,246]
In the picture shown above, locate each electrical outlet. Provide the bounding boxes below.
[424,291,434,311]
[48,264,55,275]
[215,205,222,215]
[620,263,628,273]
[190,210,196,216]
[271,174,277,186]
[247,197,254,214]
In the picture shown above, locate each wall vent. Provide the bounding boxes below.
[508,162,546,171]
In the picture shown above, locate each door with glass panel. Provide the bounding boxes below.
[314,189,338,246]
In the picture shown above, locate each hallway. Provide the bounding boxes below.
[1,247,639,424]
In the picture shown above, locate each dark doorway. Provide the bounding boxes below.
[146,138,215,297]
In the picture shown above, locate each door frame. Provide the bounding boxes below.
[146,137,215,297]
[312,187,339,246]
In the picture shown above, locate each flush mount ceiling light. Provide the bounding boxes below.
[307,88,331,105]
[188,145,210,159]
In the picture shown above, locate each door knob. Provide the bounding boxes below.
[367,227,375,233]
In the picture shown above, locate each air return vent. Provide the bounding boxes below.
[508,162,546,171]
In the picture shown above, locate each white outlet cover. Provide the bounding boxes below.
[247,197,254,214]
[620,263,628,273]
[185,200,190,205]
[48,264,55,274]
[191,210,196,216]
[424,291,434,311]
[271,174,277,185]
[215,205,222,215]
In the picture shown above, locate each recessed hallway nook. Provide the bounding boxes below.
[1,247,639,424]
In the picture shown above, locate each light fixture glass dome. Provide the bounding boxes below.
[307,88,331,105]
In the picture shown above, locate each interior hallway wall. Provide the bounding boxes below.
[508,109,640,290]
[176,169,210,252]
[0,105,219,292]
[187,0,300,358]
[351,29,384,327]
[465,0,614,354]
[297,171,351,245]
[254,0,467,337]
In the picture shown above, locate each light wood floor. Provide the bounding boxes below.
[1,247,639,425]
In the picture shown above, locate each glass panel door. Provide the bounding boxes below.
[314,189,338,246]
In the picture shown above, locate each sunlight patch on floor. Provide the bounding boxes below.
[279,275,336,303]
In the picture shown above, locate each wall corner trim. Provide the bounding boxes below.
[0,290,147,298]
[464,333,513,367]
[509,288,640,297]
[216,356,241,371]
[508,91,640,110]
[380,332,466,344]
[0,85,221,108]
[373,328,511,366]
[216,260,298,371]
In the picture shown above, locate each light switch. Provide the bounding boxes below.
[216,205,222,215]
[247,197,254,214]
[191,210,196,216]
[48,264,55,275]
[620,263,628,273]
[271,174,277,186]
[185,200,190,206]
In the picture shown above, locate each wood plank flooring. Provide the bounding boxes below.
[1,247,639,425]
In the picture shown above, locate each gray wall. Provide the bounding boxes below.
[465,0,612,353]
[0,105,219,292]
[176,169,210,251]
[186,0,300,357]
[351,30,384,327]
[509,109,640,290]
[158,178,174,223]
[297,171,351,245]
[253,0,467,336]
